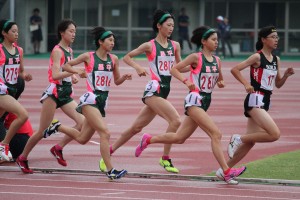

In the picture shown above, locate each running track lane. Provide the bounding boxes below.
[1,168,300,200]
[0,59,299,199]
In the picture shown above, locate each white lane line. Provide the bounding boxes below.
[0,190,298,200]
[89,141,100,145]
[0,177,299,195]
[0,192,159,200]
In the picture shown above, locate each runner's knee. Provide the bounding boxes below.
[210,130,222,142]
[175,136,187,144]
[74,121,83,131]
[99,129,110,140]
[16,111,28,124]
[169,117,181,130]
[269,129,280,142]
[77,137,90,144]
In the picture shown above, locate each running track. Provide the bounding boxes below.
[0,58,299,200]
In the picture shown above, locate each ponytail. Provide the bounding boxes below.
[255,39,263,51]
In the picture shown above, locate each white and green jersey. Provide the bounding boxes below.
[85,52,114,92]
[146,39,176,86]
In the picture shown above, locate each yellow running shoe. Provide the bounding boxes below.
[159,158,179,173]
[99,158,107,172]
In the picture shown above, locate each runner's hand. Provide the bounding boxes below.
[24,73,33,82]
[244,84,254,93]
[217,80,225,88]
[123,74,132,80]
[284,67,295,77]
[71,74,79,84]
[136,67,148,77]
[184,80,195,91]
[77,68,87,78]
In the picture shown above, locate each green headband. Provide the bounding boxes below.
[202,28,216,39]
[100,31,113,40]
[158,14,171,24]
[3,20,11,31]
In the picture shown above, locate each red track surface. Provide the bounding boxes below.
[0,58,299,199]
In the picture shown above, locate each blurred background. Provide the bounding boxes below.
[1,0,299,56]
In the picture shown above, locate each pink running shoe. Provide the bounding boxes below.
[135,133,152,157]
[50,145,67,166]
[224,166,246,184]
[16,156,33,174]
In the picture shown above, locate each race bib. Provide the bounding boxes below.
[248,92,264,107]
[78,92,97,106]
[200,73,219,93]
[157,56,175,76]
[184,92,203,108]
[94,71,112,91]
[4,64,19,84]
[261,69,277,91]
[145,80,160,93]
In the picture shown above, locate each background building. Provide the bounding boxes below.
[1,0,299,56]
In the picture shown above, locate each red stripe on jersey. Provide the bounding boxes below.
[250,66,263,85]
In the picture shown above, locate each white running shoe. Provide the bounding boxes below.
[0,143,12,161]
[216,168,225,181]
[228,134,242,159]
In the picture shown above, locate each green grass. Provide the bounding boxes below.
[209,150,300,180]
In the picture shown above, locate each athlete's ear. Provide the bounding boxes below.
[2,30,7,37]
[201,38,206,46]
[157,23,162,30]
[98,39,103,46]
